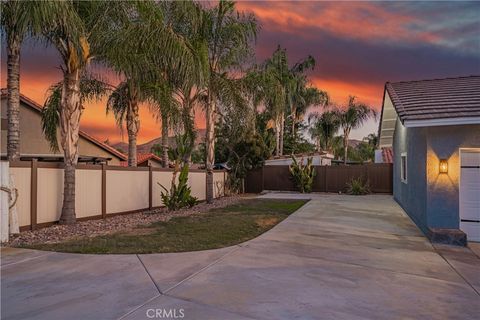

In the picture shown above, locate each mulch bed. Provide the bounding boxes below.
[5,195,248,247]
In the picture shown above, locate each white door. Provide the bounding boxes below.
[460,150,480,242]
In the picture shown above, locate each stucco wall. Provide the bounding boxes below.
[425,124,480,229]
[1,98,121,165]
[394,121,480,233]
[393,119,428,232]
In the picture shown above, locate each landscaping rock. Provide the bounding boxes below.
[4,196,246,247]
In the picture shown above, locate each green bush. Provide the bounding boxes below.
[346,177,370,195]
[289,156,315,193]
[159,164,198,211]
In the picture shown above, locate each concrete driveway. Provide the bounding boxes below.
[2,194,479,320]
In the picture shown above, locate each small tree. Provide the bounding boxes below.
[289,156,315,193]
[158,134,198,211]
[337,96,376,164]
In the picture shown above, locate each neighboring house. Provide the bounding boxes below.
[265,152,334,166]
[374,147,393,164]
[121,153,164,167]
[377,75,480,244]
[0,90,126,165]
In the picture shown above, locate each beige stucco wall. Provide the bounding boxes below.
[189,172,206,201]
[37,168,63,223]
[152,171,174,207]
[1,98,122,165]
[10,167,31,227]
[106,170,149,213]
[76,169,102,218]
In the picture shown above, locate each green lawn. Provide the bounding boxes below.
[24,198,307,254]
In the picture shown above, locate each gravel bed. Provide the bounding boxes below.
[5,195,247,247]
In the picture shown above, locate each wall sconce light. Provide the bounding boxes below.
[439,159,448,174]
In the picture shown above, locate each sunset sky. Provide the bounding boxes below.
[1,1,479,144]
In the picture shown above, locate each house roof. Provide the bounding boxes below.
[120,153,163,166]
[385,75,480,123]
[268,151,334,161]
[381,147,393,164]
[1,89,127,161]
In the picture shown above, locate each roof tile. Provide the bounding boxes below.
[386,75,480,122]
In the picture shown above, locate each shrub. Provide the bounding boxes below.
[159,164,198,211]
[289,156,315,193]
[346,177,370,195]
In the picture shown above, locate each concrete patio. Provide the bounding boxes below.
[1,194,479,320]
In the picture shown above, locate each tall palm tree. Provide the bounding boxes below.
[101,1,205,167]
[0,1,81,161]
[308,109,340,152]
[106,81,144,167]
[289,85,328,152]
[145,81,181,168]
[261,46,324,156]
[201,0,257,203]
[337,96,376,164]
[42,76,110,152]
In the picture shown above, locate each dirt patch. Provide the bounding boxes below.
[4,195,250,247]
[255,217,279,228]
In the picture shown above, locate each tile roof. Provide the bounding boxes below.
[381,147,393,164]
[1,89,127,161]
[386,75,480,122]
[120,153,163,166]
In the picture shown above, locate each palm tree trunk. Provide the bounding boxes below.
[161,112,168,168]
[291,108,296,139]
[275,117,281,156]
[6,35,21,161]
[181,103,195,164]
[206,96,216,203]
[343,130,349,165]
[59,69,82,225]
[279,112,285,155]
[126,99,139,167]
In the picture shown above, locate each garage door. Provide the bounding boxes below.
[460,150,480,242]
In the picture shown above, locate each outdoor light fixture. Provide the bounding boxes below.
[439,159,448,174]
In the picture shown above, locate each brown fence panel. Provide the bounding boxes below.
[312,166,327,192]
[263,166,296,191]
[245,168,263,193]
[367,164,393,193]
[246,164,392,194]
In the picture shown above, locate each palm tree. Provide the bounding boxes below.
[308,109,340,152]
[106,81,144,167]
[101,1,205,167]
[1,1,81,161]
[337,96,377,164]
[42,76,110,152]
[261,46,325,156]
[145,81,181,168]
[201,0,257,203]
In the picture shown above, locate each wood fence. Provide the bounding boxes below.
[245,164,393,194]
[6,160,227,231]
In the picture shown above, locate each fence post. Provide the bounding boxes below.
[30,159,37,230]
[1,162,10,242]
[101,164,106,219]
[149,166,153,209]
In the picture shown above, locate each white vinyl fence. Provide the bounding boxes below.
[6,161,226,231]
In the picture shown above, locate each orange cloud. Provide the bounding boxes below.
[310,77,383,111]
[237,2,442,46]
